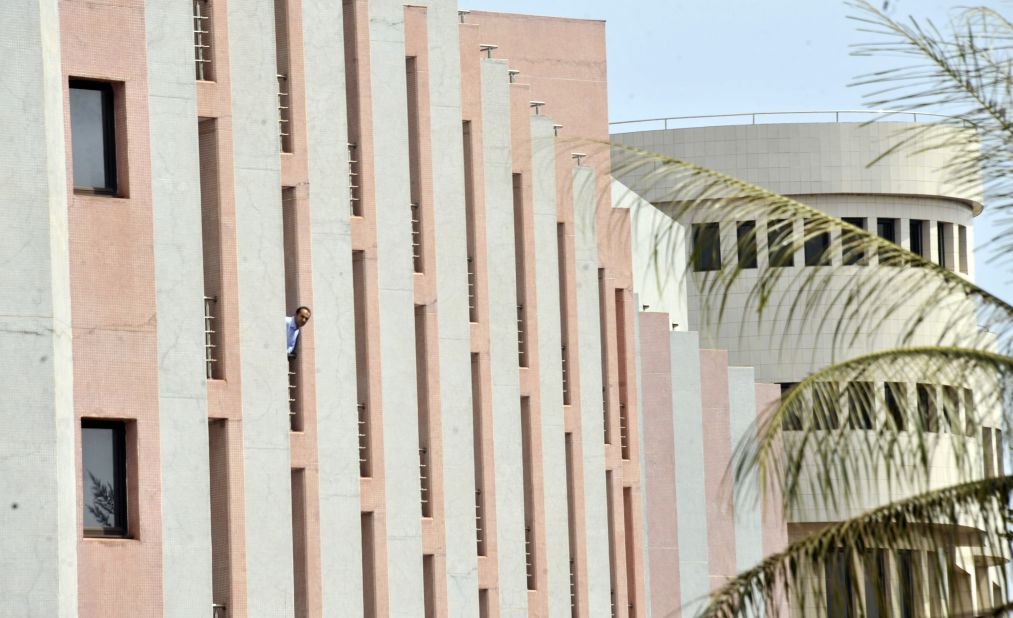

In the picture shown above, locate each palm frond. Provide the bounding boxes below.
[701,475,1013,618]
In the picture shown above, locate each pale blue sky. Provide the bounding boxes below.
[465,0,1011,303]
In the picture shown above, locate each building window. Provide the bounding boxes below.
[937,222,952,270]
[825,549,856,618]
[736,221,758,269]
[909,219,927,261]
[958,224,969,274]
[767,219,794,268]
[876,218,899,265]
[885,382,906,430]
[841,217,866,265]
[82,419,128,537]
[691,222,721,271]
[779,382,802,430]
[917,383,938,432]
[847,381,874,430]
[804,218,831,266]
[69,80,119,195]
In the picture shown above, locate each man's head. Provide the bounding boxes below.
[295,306,311,328]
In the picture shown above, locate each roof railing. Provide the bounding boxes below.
[610,109,963,132]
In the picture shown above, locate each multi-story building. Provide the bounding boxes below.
[2,1,653,616]
[614,116,1007,615]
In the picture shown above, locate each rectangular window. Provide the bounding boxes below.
[779,383,802,430]
[208,420,232,611]
[825,549,855,618]
[736,221,758,269]
[199,118,224,380]
[937,222,949,269]
[70,80,119,195]
[804,218,831,266]
[942,386,959,433]
[897,550,916,618]
[407,57,424,273]
[691,222,721,271]
[813,382,840,430]
[767,219,795,268]
[885,382,906,430]
[864,549,888,618]
[82,419,128,537]
[996,429,1005,477]
[464,122,478,321]
[565,433,580,616]
[847,381,874,430]
[841,217,866,265]
[471,353,487,556]
[963,388,975,436]
[910,219,927,260]
[983,428,995,477]
[877,218,899,265]
[917,383,938,432]
[514,174,528,366]
[958,224,968,274]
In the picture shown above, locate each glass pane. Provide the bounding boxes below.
[692,223,721,271]
[82,426,121,531]
[70,86,111,191]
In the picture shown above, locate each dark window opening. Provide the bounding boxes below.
[767,219,795,268]
[847,381,875,430]
[937,223,949,269]
[910,219,927,261]
[82,419,128,537]
[942,385,959,433]
[825,549,856,618]
[885,382,906,430]
[779,383,802,430]
[917,383,938,432]
[841,217,866,266]
[692,223,721,271]
[877,218,900,265]
[70,80,119,195]
[864,549,888,618]
[736,221,758,269]
[898,550,915,618]
[813,382,840,430]
[804,218,831,266]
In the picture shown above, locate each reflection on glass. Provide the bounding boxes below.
[82,422,126,535]
[70,82,116,193]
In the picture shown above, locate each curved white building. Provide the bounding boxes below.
[613,117,1006,615]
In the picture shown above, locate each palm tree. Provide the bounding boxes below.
[610,1,1013,615]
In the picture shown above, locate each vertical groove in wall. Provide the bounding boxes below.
[208,420,232,612]
[361,513,377,618]
[565,434,580,617]
[416,305,432,518]
[291,468,308,617]
[623,487,638,618]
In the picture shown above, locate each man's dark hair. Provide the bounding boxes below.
[296,306,311,316]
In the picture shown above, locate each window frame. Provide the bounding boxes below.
[804,218,831,266]
[691,222,721,272]
[767,218,795,268]
[736,221,758,269]
[81,419,129,538]
[841,217,866,266]
[69,79,119,196]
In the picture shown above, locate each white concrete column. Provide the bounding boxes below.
[300,1,365,615]
[530,115,570,617]
[367,2,426,615]
[227,0,295,614]
[572,165,613,617]
[481,57,528,617]
[143,1,213,615]
[630,299,654,618]
[669,331,710,615]
[0,2,77,615]
[423,2,481,616]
